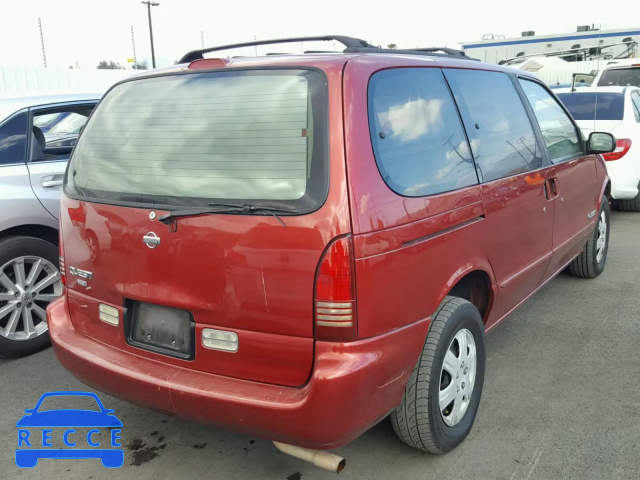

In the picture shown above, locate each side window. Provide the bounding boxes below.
[31,107,94,162]
[0,111,28,166]
[518,79,582,162]
[443,69,543,182]
[368,68,478,197]
[632,92,640,123]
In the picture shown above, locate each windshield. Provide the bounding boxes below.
[597,68,640,87]
[556,92,625,121]
[66,69,328,211]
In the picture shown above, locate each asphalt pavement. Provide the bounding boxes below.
[1,210,639,480]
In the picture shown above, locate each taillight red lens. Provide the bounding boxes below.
[603,139,632,161]
[314,235,357,341]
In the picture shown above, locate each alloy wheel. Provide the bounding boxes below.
[0,256,62,341]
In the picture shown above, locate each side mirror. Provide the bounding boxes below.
[588,132,616,154]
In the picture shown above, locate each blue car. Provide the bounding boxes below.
[16,391,123,468]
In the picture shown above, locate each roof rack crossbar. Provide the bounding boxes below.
[179,35,374,63]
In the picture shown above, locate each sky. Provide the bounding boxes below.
[0,0,632,69]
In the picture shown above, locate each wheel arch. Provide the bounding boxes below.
[602,179,612,205]
[0,224,59,246]
[436,261,497,324]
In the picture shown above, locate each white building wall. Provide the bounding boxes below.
[0,66,133,98]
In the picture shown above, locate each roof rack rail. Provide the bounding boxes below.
[179,35,374,63]
[343,46,477,60]
[178,35,478,64]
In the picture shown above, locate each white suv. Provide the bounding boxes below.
[0,94,99,357]
[556,86,640,210]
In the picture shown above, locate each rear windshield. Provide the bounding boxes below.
[597,68,640,87]
[66,69,327,211]
[556,92,625,121]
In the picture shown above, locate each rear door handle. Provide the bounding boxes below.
[42,175,64,188]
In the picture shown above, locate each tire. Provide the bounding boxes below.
[617,188,640,212]
[0,236,62,358]
[568,196,610,278]
[390,296,486,453]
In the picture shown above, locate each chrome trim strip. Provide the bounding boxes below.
[315,301,353,308]
[316,314,353,321]
[402,215,485,248]
[316,320,353,327]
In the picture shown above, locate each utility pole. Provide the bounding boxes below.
[141,1,159,68]
[254,36,258,56]
[131,25,137,69]
[38,18,47,68]
[201,30,204,48]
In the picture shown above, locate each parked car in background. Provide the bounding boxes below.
[48,36,615,468]
[595,63,640,88]
[0,94,100,358]
[557,86,640,210]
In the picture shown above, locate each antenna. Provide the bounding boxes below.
[38,18,47,68]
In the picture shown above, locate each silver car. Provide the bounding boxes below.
[0,94,100,357]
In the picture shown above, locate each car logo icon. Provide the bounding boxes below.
[15,391,124,468]
[143,232,161,249]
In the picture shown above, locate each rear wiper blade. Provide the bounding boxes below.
[207,202,298,214]
[157,206,229,225]
[209,202,299,227]
[157,203,297,227]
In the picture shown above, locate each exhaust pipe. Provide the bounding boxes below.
[273,441,346,474]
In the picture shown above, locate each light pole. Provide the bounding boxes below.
[141,1,159,68]
[38,18,47,68]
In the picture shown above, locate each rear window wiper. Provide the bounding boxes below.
[157,203,298,228]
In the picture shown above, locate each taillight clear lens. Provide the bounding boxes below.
[603,139,632,161]
[59,219,66,286]
[314,235,357,341]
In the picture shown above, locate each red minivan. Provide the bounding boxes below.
[47,36,615,469]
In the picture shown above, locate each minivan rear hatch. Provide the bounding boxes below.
[61,66,342,387]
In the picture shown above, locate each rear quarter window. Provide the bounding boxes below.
[368,68,478,197]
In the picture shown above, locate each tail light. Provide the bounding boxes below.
[314,235,357,341]
[603,139,632,161]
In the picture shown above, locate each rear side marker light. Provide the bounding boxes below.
[314,235,357,341]
[59,255,66,285]
[202,329,239,352]
[99,304,120,326]
[603,139,631,161]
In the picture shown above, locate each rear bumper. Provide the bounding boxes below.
[605,156,640,200]
[48,295,430,449]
